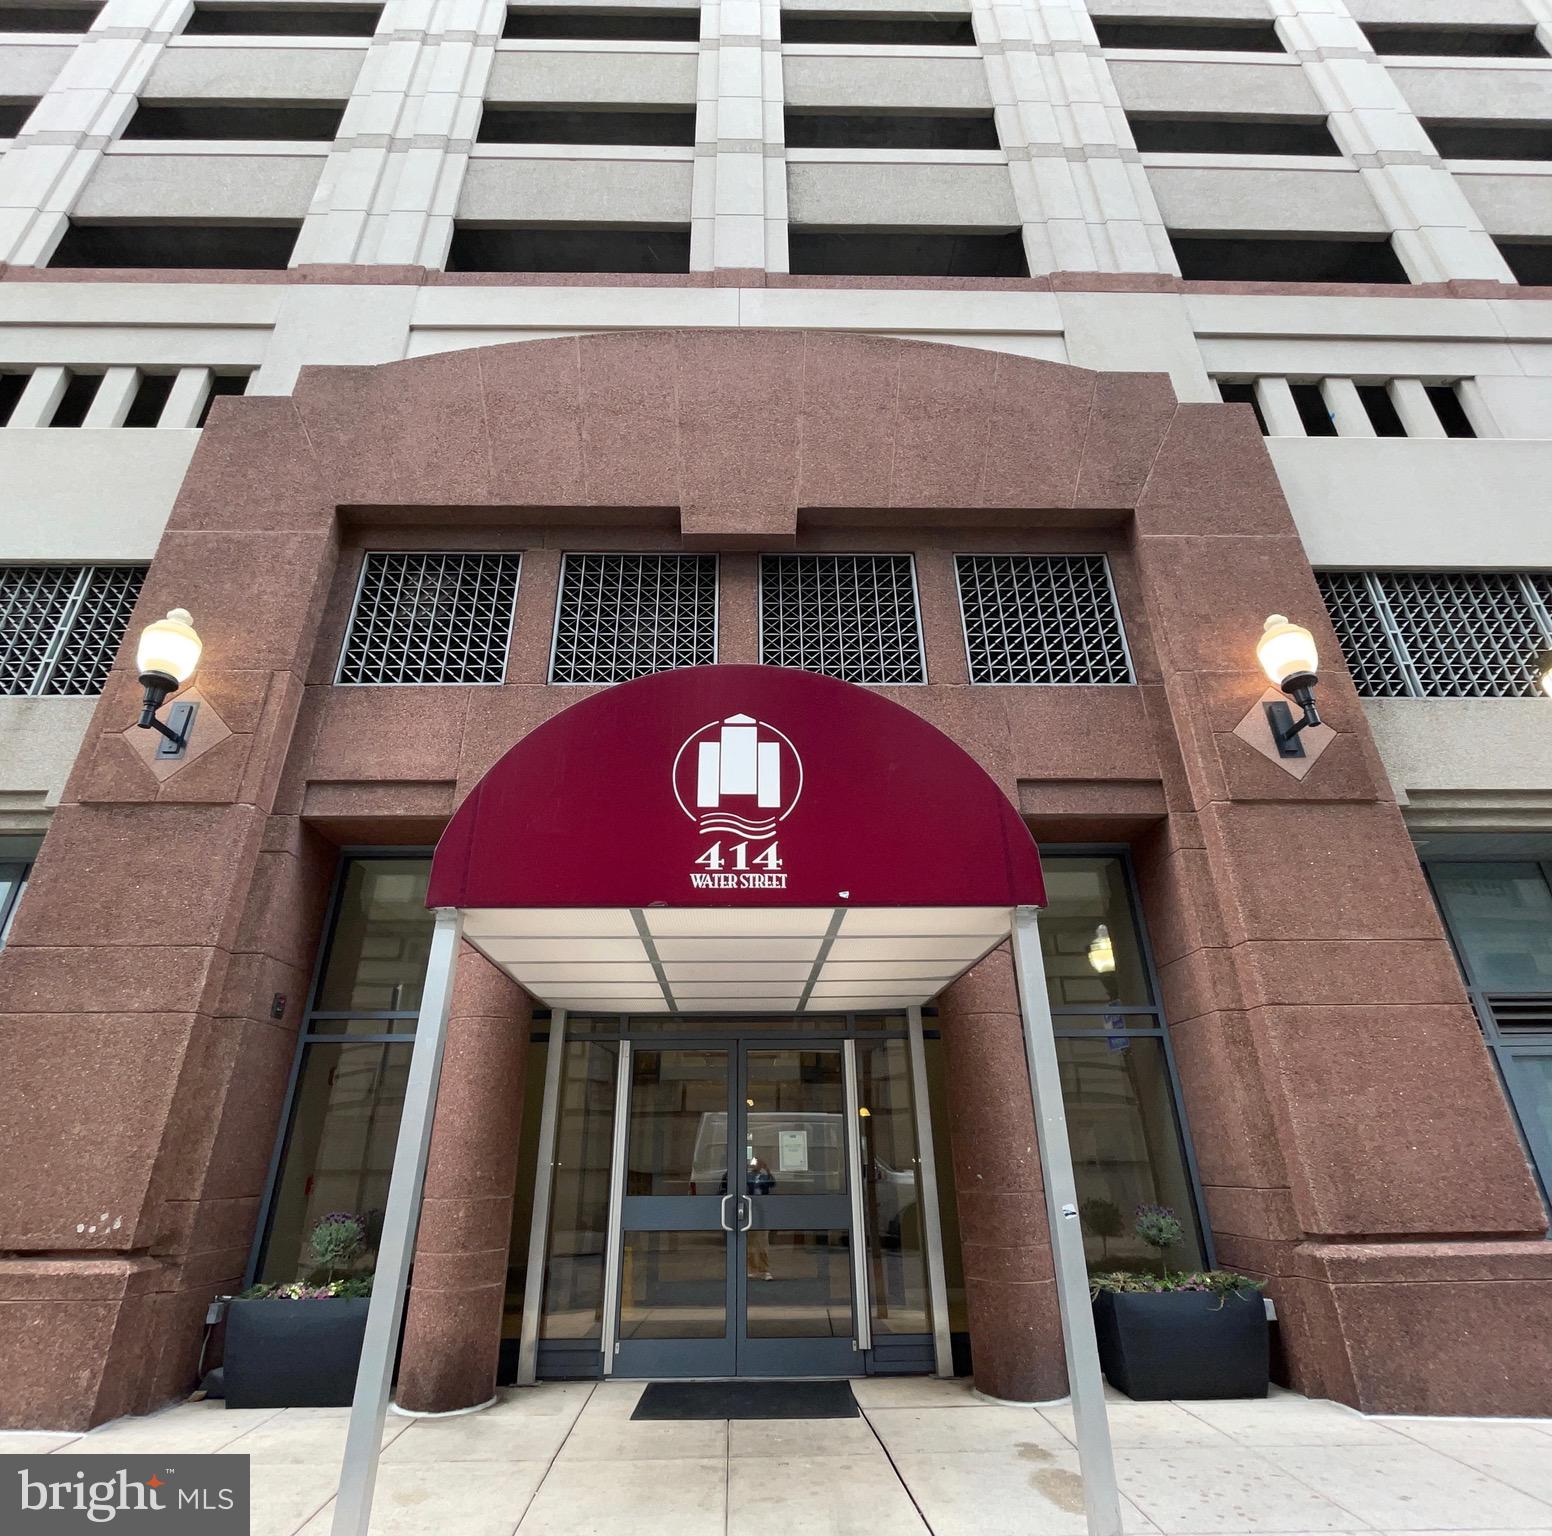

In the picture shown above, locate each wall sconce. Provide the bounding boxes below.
[136,608,203,759]
[1256,614,1321,758]
[1088,924,1116,975]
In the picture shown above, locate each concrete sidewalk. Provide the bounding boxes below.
[7,1377,1551,1536]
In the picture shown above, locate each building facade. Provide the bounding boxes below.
[2,0,1552,1432]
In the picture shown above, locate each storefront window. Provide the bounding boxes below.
[1426,858,1552,1203]
[1040,856,1151,1012]
[539,1039,619,1341]
[857,1039,931,1335]
[1431,862,1552,992]
[315,857,435,1013]
[254,855,433,1284]
[1058,1037,1205,1272]
[0,836,40,947]
[260,1041,411,1284]
[1043,852,1208,1274]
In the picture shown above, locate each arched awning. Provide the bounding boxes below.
[427,665,1046,1014]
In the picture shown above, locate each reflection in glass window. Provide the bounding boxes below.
[541,1040,618,1341]
[315,858,434,1013]
[1431,862,1552,992]
[1040,857,1151,1010]
[1059,1037,1206,1273]
[260,1041,411,1283]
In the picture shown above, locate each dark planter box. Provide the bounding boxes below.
[223,1297,370,1409]
[1093,1288,1269,1401]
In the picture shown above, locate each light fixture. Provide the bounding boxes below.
[1256,614,1321,758]
[857,1106,871,1118]
[1087,924,1116,976]
[136,607,202,759]
[1540,649,1552,701]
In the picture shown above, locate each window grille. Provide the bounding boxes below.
[549,553,717,684]
[956,554,1131,685]
[0,564,145,696]
[337,552,521,685]
[1314,572,1409,698]
[1317,571,1552,699]
[759,554,926,684]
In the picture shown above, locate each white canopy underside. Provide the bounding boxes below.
[460,905,1017,1014]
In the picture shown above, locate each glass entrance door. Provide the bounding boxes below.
[612,1039,858,1377]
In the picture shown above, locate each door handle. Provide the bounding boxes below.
[740,1195,753,1232]
[720,1193,734,1231]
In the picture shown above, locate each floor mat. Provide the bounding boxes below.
[631,1380,860,1420]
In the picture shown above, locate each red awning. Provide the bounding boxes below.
[428,665,1044,1013]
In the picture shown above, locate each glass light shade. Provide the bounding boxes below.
[1257,613,1318,689]
[1087,923,1116,975]
[136,608,202,684]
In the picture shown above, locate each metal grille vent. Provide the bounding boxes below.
[1317,570,1552,699]
[957,554,1131,685]
[1484,995,1552,1032]
[338,552,521,686]
[1315,572,1408,697]
[1383,573,1544,698]
[0,564,146,697]
[550,553,717,685]
[760,554,926,685]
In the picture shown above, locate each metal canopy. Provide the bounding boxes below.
[462,904,1016,1015]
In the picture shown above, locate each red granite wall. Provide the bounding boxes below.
[0,331,1546,1428]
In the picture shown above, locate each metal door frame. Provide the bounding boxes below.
[603,1030,864,1378]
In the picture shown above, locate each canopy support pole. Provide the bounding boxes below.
[1009,905,1122,1536]
[332,906,463,1536]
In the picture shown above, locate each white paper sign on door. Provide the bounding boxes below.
[778,1129,808,1172]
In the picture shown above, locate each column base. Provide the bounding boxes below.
[1270,1239,1552,1416]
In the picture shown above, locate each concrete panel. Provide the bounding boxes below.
[0,41,73,99]
[457,156,693,223]
[784,0,970,11]
[1346,0,1535,25]
[0,429,198,561]
[783,55,990,110]
[1090,0,1271,16]
[1365,699,1552,811]
[1109,59,1321,116]
[1270,437,1552,570]
[486,48,697,105]
[1456,172,1552,239]
[0,698,95,828]
[1146,165,1387,234]
[1391,66,1552,123]
[144,44,367,101]
[74,153,325,220]
[0,284,282,327]
[787,161,1018,225]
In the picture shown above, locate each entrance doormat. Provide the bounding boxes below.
[631,1380,859,1420]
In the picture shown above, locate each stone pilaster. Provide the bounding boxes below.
[977,0,1176,276]
[1270,0,1515,283]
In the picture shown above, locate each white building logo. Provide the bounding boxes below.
[671,714,802,888]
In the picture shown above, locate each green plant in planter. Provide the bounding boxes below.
[1133,1202,1185,1280]
[240,1212,375,1300]
[308,1211,368,1283]
[1089,1270,1264,1299]
[1079,1197,1124,1261]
